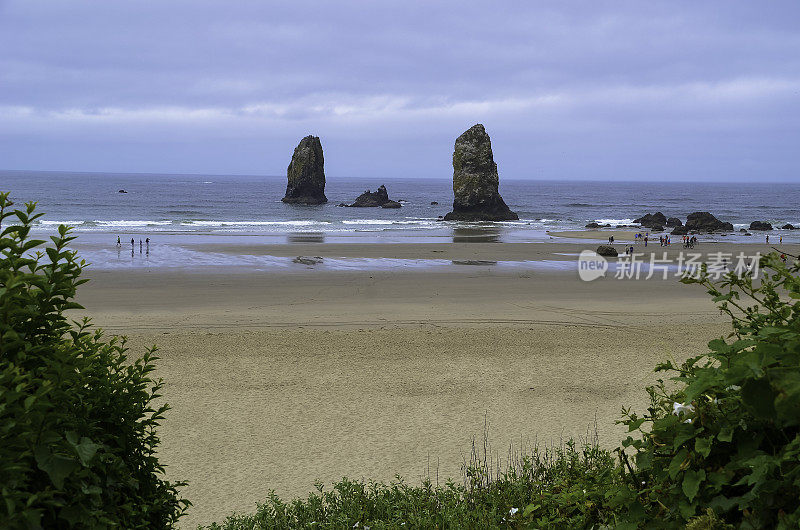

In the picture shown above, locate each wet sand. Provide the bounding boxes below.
[73,240,795,527]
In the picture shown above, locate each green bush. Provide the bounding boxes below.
[617,254,800,528]
[0,193,189,528]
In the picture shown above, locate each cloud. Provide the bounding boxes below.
[0,1,798,180]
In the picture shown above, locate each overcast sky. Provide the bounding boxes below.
[1,1,798,181]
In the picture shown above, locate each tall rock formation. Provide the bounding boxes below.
[443,124,518,221]
[282,135,327,205]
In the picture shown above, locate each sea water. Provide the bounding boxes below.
[2,170,798,270]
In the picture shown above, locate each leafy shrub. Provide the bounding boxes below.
[0,193,188,528]
[618,254,800,528]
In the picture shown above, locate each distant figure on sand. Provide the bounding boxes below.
[766,235,769,244]
[130,238,134,248]
[139,239,142,253]
[116,236,121,247]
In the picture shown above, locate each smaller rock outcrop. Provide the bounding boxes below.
[347,185,394,207]
[671,226,689,235]
[685,212,734,232]
[633,212,667,228]
[666,217,682,227]
[381,200,401,209]
[585,222,601,228]
[749,221,773,231]
[782,223,796,230]
[596,245,618,257]
[293,256,323,265]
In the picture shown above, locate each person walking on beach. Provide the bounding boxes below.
[116,236,121,247]
[780,235,783,245]
[139,239,142,253]
[766,235,769,244]
[130,238,134,248]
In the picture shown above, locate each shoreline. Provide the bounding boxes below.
[66,235,798,275]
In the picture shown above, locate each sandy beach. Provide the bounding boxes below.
[69,238,800,527]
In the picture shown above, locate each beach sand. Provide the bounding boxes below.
[74,240,793,527]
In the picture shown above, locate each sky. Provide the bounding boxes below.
[0,1,799,181]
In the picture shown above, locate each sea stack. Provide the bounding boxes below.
[443,124,518,221]
[282,135,327,205]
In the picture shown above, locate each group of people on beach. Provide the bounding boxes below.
[116,236,150,255]
[627,232,701,249]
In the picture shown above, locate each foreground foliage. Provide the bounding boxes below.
[0,193,188,528]
[617,254,800,528]
[203,436,622,529]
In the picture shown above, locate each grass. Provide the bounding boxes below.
[199,423,625,529]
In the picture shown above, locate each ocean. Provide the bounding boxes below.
[3,170,799,241]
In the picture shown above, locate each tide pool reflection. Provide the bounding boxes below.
[452,226,502,243]
[287,232,325,243]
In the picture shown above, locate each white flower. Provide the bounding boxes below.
[726,385,741,391]
[353,523,359,528]
[672,402,694,416]
[509,507,519,516]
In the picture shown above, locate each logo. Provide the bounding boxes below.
[578,250,608,281]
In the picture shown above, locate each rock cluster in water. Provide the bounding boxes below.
[749,221,773,231]
[443,124,518,221]
[344,185,401,208]
[684,212,734,232]
[633,212,667,229]
[282,135,327,205]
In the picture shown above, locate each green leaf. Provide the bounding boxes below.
[34,446,78,489]
[669,448,688,480]
[682,469,706,502]
[708,338,728,351]
[74,437,100,466]
[741,378,776,419]
[694,437,712,458]
[673,423,700,450]
[717,424,734,443]
[627,418,645,432]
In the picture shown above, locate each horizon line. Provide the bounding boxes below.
[1,167,798,185]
